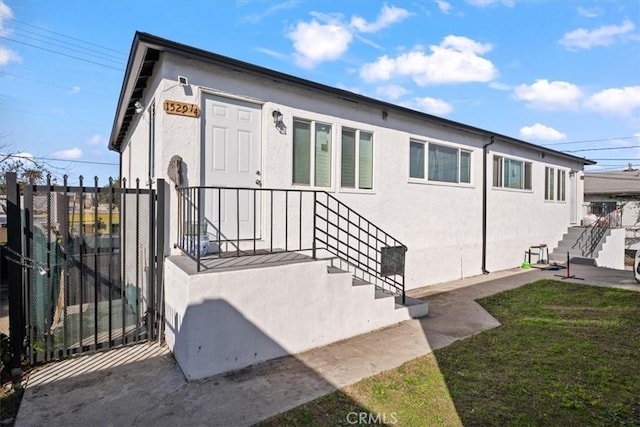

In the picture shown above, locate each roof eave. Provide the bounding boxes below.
[108,32,597,167]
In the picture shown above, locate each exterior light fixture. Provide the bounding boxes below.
[134,101,144,114]
[178,75,189,86]
[272,109,283,125]
[382,110,388,120]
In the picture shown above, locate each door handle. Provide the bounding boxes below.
[255,179,262,187]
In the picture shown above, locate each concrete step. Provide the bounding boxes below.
[549,252,596,266]
[327,264,428,318]
[395,295,429,318]
[374,287,396,299]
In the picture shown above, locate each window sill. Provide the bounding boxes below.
[408,178,474,189]
[492,187,533,194]
[338,187,376,195]
[291,184,335,192]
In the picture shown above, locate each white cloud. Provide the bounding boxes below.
[375,84,409,100]
[52,148,82,159]
[466,0,514,7]
[584,86,640,116]
[360,35,497,85]
[3,152,35,167]
[513,79,583,109]
[519,123,567,141]
[86,134,104,146]
[559,19,635,50]
[0,0,13,37]
[410,97,453,115]
[350,4,412,33]
[0,45,21,65]
[434,0,452,14]
[70,85,81,94]
[488,82,511,91]
[577,6,601,18]
[255,47,288,60]
[240,0,301,24]
[287,18,353,68]
[287,5,411,68]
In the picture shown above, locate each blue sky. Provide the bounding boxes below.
[1,0,639,182]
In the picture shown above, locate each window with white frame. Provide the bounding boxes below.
[410,140,471,184]
[293,119,332,187]
[557,169,566,201]
[493,155,532,190]
[341,128,373,189]
[545,167,555,200]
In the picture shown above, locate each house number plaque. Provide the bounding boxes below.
[163,100,200,118]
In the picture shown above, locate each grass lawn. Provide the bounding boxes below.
[259,280,640,426]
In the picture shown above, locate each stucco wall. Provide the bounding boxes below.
[595,228,626,270]
[164,257,423,380]
[120,52,587,289]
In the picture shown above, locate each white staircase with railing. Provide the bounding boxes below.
[550,226,611,265]
[550,225,625,270]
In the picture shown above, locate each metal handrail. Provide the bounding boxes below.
[176,186,407,303]
[314,192,406,302]
[572,208,619,257]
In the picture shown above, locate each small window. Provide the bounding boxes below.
[341,128,373,189]
[545,167,555,200]
[557,170,566,201]
[411,141,470,183]
[493,156,532,190]
[409,141,425,179]
[293,119,332,187]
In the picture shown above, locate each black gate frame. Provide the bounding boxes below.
[5,173,166,370]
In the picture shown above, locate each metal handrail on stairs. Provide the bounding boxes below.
[572,209,620,257]
[313,192,407,303]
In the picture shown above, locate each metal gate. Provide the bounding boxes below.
[5,173,166,367]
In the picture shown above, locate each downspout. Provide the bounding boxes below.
[482,135,495,274]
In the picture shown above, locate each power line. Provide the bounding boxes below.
[543,136,639,146]
[10,25,125,61]
[1,153,118,166]
[9,30,125,65]
[0,36,123,71]
[588,158,640,161]
[5,17,125,55]
[565,145,640,153]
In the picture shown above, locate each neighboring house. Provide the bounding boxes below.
[108,32,595,379]
[585,169,640,250]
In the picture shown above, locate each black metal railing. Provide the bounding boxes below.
[314,192,407,303]
[176,186,406,302]
[573,203,621,257]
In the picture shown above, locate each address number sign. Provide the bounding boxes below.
[163,100,200,118]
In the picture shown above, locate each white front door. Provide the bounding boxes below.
[569,172,577,224]
[203,95,262,245]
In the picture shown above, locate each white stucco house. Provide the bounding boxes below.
[109,32,595,379]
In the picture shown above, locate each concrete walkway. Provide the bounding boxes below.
[15,265,639,427]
